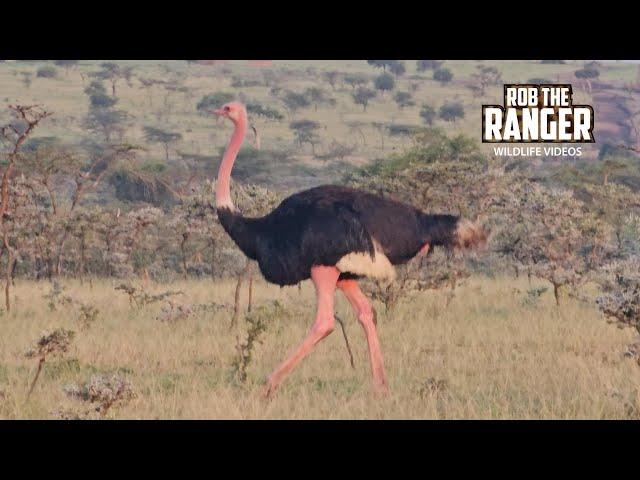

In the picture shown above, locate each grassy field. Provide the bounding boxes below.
[1,275,639,419]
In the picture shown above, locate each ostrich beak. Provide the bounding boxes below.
[211,108,225,116]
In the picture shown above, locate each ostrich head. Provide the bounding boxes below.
[454,219,490,251]
[213,101,260,149]
[213,101,246,125]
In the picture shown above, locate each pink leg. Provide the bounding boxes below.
[263,265,340,398]
[337,279,389,394]
[418,242,430,257]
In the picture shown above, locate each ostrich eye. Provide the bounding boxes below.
[224,106,231,112]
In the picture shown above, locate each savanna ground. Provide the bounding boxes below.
[2,275,639,419]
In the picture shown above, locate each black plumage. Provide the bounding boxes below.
[218,185,463,286]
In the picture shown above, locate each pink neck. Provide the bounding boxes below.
[216,115,247,210]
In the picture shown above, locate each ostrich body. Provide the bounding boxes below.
[213,101,486,397]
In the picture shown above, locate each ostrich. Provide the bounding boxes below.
[213,101,487,397]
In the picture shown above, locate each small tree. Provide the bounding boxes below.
[196,92,235,113]
[290,120,321,155]
[371,122,388,151]
[492,178,614,306]
[20,71,32,89]
[139,77,166,107]
[374,73,395,95]
[352,87,376,111]
[439,102,465,122]
[344,73,369,90]
[304,87,335,111]
[420,104,437,125]
[367,60,393,71]
[389,61,406,77]
[25,329,75,400]
[417,60,444,72]
[322,71,340,90]
[83,109,129,143]
[394,91,414,109]
[36,66,58,78]
[596,257,640,363]
[54,60,79,76]
[347,121,368,146]
[281,91,311,117]
[93,62,134,96]
[470,65,502,96]
[433,68,453,86]
[85,80,118,109]
[575,65,600,93]
[0,105,51,311]
[143,126,182,161]
[246,102,284,121]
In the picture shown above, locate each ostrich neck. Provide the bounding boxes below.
[216,116,247,210]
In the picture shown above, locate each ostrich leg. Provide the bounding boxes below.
[337,279,389,394]
[263,266,340,398]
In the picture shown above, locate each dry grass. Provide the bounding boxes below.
[1,275,639,419]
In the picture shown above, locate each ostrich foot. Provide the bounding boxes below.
[262,375,280,399]
[373,378,389,397]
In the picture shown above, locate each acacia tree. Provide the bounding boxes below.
[370,122,388,151]
[416,60,444,72]
[290,120,321,155]
[420,104,437,125]
[389,61,406,77]
[304,87,335,111]
[281,91,311,118]
[344,74,369,91]
[168,183,223,280]
[374,73,395,96]
[492,178,614,305]
[0,105,51,311]
[85,80,118,109]
[143,127,182,161]
[433,68,453,86]
[352,87,376,111]
[139,78,167,107]
[575,65,600,93]
[17,141,141,278]
[84,109,130,143]
[54,60,79,76]
[469,65,502,96]
[394,91,414,109]
[93,62,134,97]
[68,209,101,283]
[439,102,465,123]
[580,182,640,258]
[596,257,640,364]
[196,92,234,113]
[322,71,340,91]
[37,66,58,78]
[347,121,368,146]
[246,102,284,122]
[367,60,392,71]
[20,71,33,89]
